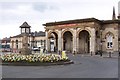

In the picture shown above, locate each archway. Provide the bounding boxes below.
[48,32,58,52]
[63,31,73,52]
[78,30,90,53]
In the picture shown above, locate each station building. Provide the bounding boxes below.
[43,8,120,54]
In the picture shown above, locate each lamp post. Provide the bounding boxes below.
[100,30,103,52]
[100,29,103,56]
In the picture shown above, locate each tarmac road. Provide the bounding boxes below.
[1,53,118,78]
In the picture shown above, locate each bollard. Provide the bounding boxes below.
[100,51,102,57]
[109,52,112,58]
[119,51,120,57]
[91,51,93,56]
[73,51,75,56]
[58,50,61,55]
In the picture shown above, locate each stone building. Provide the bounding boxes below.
[10,22,46,52]
[43,8,120,54]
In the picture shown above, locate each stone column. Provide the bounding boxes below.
[48,39,50,52]
[76,37,79,53]
[58,30,62,51]
[45,31,49,51]
[61,37,63,51]
[73,28,77,53]
[90,28,96,54]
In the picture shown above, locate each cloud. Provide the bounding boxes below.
[0,0,119,39]
[33,3,48,12]
[0,2,60,24]
[33,2,59,13]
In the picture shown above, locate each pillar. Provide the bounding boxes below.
[58,30,62,51]
[45,31,49,51]
[90,28,96,54]
[76,37,79,53]
[73,28,77,53]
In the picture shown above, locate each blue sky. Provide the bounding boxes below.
[0,0,120,39]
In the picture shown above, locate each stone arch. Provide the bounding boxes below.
[63,30,73,52]
[62,28,74,38]
[76,28,91,38]
[77,30,90,53]
[105,32,115,39]
[47,30,58,52]
[48,30,58,38]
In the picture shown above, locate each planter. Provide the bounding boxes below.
[1,60,74,66]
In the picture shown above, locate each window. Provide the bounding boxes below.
[107,34,113,49]
[16,40,18,49]
[26,28,30,33]
[41,40,43,45]
[21,28,25,33]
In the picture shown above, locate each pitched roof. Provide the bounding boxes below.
[20,22,31,28]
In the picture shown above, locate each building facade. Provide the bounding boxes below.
[10,22,46,52]
[0,37,11,52]
[44,8,120,54]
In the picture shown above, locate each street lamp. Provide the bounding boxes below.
[100,29,103,51]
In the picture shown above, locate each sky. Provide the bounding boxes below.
[0,0,120,39]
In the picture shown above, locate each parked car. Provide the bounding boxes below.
[32,47,40,51]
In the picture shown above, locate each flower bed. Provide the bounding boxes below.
[0,53,69,63]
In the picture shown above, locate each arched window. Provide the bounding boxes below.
[106,33,113,49]
[41,40,43,45]
[16,40,18,49]
[12,40,14,48]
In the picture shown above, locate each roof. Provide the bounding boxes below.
[43,18,102,26]
[20,22,31,28]
[2,37,10,41]
[10,34,23,38]
[102,20,120,24]
[33,31,45,37]
[10,31,45,38]
[43,18,120,26]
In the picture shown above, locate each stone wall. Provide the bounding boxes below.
[102,23,119,52]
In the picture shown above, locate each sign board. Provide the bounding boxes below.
[56,23,78,29]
